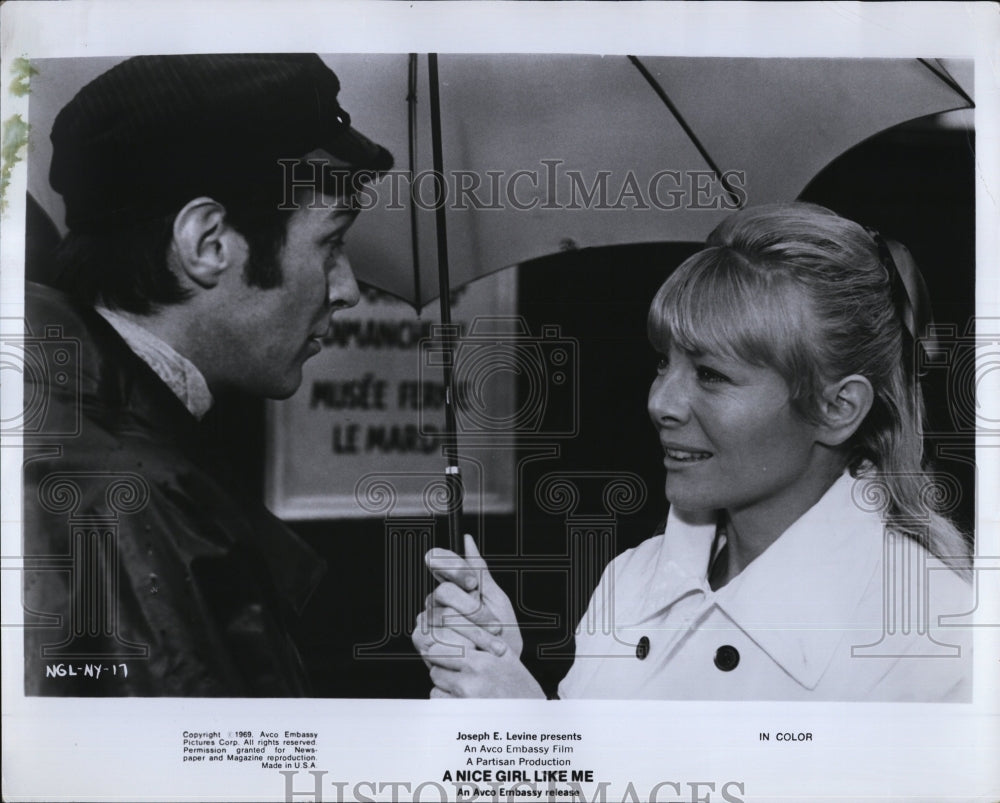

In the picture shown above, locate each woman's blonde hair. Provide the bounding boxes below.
[647,202,969,567]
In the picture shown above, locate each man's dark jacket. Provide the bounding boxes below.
[22,282,325,696]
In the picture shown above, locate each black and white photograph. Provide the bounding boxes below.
[2,2,997,801]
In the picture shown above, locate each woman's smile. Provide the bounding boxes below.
[661,443,714,463]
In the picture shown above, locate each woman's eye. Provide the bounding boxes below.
[656,356,669,373]
[696,365,730,384]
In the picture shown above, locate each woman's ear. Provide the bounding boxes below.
[816,374,875,446]
[170,198,244,289]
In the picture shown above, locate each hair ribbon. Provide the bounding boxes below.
[865,227,938,377]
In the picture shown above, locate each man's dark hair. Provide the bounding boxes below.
[47,53,393,313]
[53,196,294,314]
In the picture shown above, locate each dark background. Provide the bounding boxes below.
[26,118,976,698]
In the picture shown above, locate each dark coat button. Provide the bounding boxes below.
[636,636,650,660]
[714,645,740,671]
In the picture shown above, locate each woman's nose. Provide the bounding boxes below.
[327,252,361,311]
[648,367,691,425]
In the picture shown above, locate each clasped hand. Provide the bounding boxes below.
[413,534,545,699]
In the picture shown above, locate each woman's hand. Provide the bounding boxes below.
[424,636,545,699]
[413,534,541,698]
[418,534,523,658]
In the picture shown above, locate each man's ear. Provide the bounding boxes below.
[170,198,244,289]
[816,374,875,447]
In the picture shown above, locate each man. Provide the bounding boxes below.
[22,54,392,695]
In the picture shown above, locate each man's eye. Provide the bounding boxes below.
[697,366,729,384]
[324,240,346,261]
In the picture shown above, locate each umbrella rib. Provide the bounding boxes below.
[627,55,743,209]
[917,58,975,109]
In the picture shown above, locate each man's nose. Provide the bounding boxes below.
[328,252,361,311]
[647,368,691,425]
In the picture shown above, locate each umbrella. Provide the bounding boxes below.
[329,54,972,549]
[336,54,972,309]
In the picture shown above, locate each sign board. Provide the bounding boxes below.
[266,270,520,518]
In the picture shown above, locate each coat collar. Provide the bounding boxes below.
[95,304,214,420]
[643,472,884,689]
[26,282,206,445]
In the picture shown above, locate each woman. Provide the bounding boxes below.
[413,203,972,701]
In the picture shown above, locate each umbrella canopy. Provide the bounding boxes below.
[332,54,972,310]
[27,55,972,310]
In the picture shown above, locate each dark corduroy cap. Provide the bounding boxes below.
[50,54,394,231]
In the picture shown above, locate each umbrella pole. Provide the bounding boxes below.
[428,53,465,554]
[407,54,423,309]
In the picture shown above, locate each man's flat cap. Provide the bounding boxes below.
[50,53,394,230]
